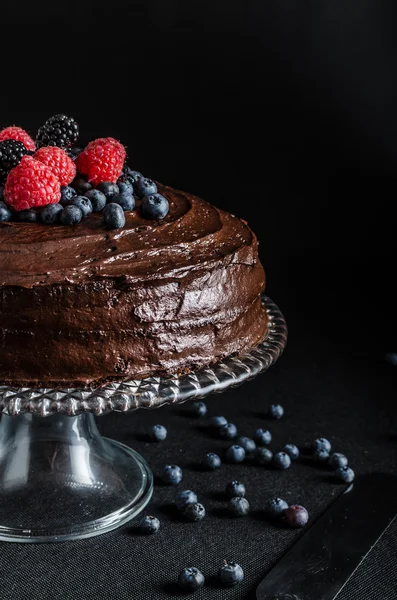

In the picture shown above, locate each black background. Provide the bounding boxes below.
[2,0,397,351]
[1,1,397,598]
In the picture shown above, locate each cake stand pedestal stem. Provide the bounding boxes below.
[0,412,153,543]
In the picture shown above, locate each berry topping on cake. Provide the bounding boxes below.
[0,140,29,183]
[117,179,134,195]
[134,177,157,198]
[102,202,126,230]
[36,114,79,149]
[60,205,82,225]
[17,209,38,223]
[141,193,169,220]
[34,146,76,186]
[40,203,64,225]
[68,146,83,160]
[0,126,36,152]
[0,117,171,229]
[69,196,93,217]
[84,189,106,212]
[96,181,119,200]
[123,168,142,183]
[0,201,12,222]
[72,176,92,195]
[60,185,77,206]
[75,138,126,186]
[112,193,135,211]
[3,156,61,211]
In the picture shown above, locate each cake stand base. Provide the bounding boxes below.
[0,412,153,542]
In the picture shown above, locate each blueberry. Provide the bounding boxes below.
[255,447,273,465]
[128,169,143,183]
[96,181,119,200]
[202,452,221,470]
[191,401,207,417]
[134,177,157,198]
[219,423,237,440]
[209,415,228,428]
[178,567,205,592]
[337,466,355,483]
[184,502,206,521]
[314,448,330,463]
[17,209,37,222]
[103,203,126,230]
[84,189,107,212]
[72,176,92,195]
[329,452,348,469]
[284,505,309,528]
[237,436,256,454]
[112,193,135,211]
[312,438,331,453]
[254,428,272,446]
[40,203,63,225]
[264,497,288,519]
[141,193,169,220]
[150,424,167,442]
[70,196,93,218]
[218,561,244,586]
[60,205,83,225]
[226,445,246,463]
[273,451,291,470]
[269,404,284,419]
[60,185,76,206]
[225,481,246,498]
[139,515,160,534]
[175,490,198,512]
[228,496,250,517]
[161,464,183,485]
[0,201,12,222]
[68,146,83,160]
[117,179,134,195]
[283,444,300,460]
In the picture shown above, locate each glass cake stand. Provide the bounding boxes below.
[0,295,287,543]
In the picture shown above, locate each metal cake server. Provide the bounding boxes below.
[256,473,397,600]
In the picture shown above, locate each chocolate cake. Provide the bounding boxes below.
[0,183,267,387]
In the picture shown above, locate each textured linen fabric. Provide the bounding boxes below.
[0,294,396,600]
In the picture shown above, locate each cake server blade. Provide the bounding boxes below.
[256,473,397,600]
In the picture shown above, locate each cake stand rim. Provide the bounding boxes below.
[0,295,287,416]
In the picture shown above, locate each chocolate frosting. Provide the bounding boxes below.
[0,184,267,387]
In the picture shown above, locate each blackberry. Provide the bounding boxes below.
[36,114,79,149]
[0,140,28,183]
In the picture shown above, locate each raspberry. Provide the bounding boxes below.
[75,137,126,186]
[34,146,76,186]
[4,156,61,211]
[0,126,36,152]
